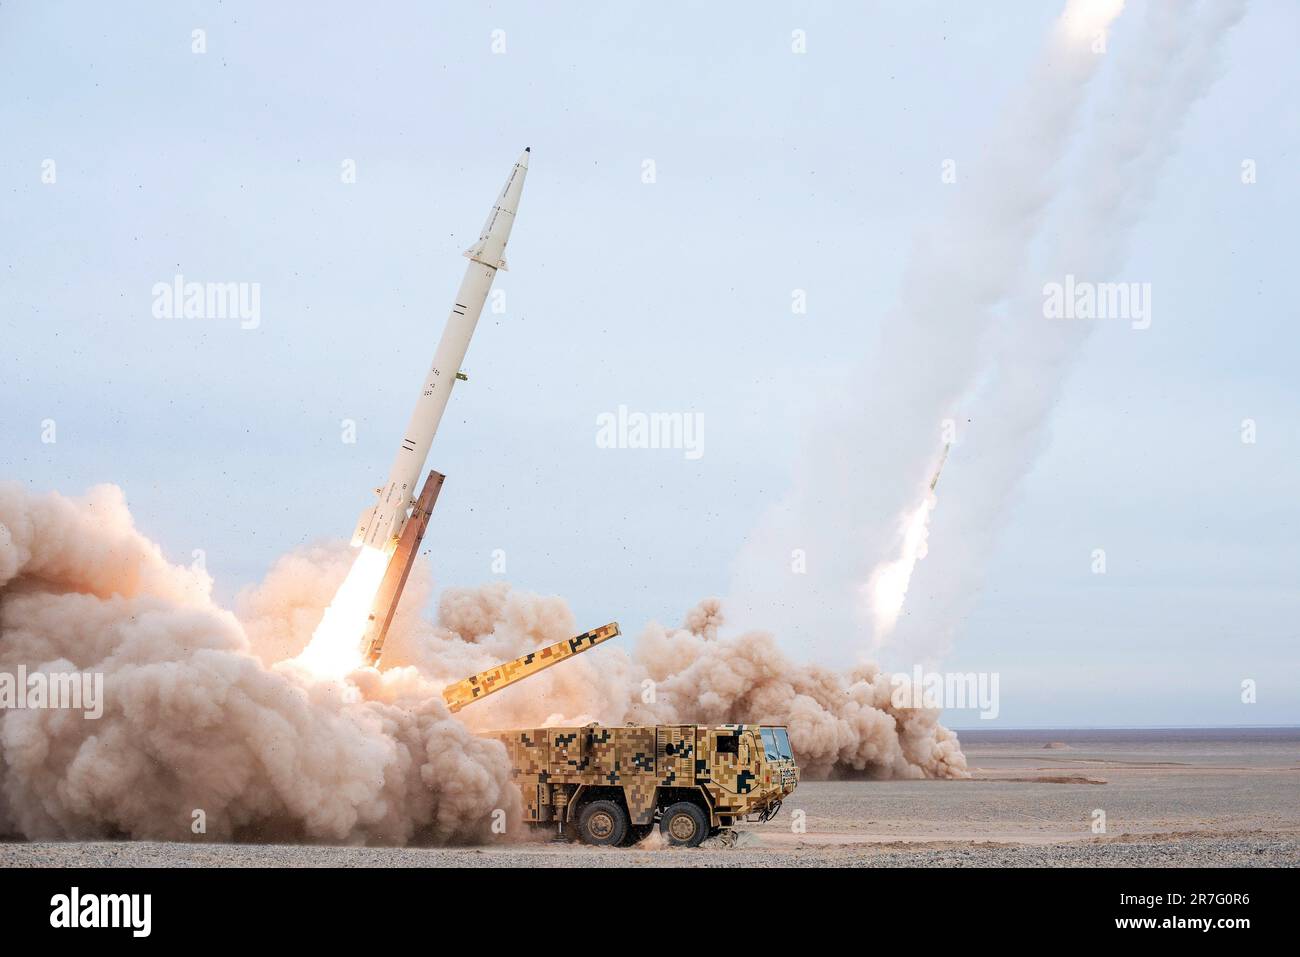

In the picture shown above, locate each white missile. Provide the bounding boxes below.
[929,443,951,492]
[351,149,530,550]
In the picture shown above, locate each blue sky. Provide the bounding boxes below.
[1,1,1296,727]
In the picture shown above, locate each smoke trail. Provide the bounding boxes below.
[0,484,964,843]
[729,0,1129,660]
[892,0,1248,660]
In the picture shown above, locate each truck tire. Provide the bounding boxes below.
[659,801,709,847]
[576,800,628,846]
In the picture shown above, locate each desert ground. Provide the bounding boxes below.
[3,728,1296,867]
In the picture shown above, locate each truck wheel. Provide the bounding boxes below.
[576,800,628,846]
[659,802,709,847]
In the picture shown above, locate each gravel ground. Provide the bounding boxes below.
[1,831,1295,868]
[3,729,1296,867]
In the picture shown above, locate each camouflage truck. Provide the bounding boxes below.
[442,623,800,847]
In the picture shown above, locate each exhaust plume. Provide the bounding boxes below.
[892,0,1248,660]
[293,544,389,679]
[729,1,1242,666]
[730,0,1130,660]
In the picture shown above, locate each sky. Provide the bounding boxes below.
[1,1,1296,728]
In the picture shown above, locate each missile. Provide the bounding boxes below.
[352,149,530,550]
[929,443,951,492]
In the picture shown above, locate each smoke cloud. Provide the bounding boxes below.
[382,589,968,781]
[1,484,965,845]
[0,483,521,844]
[728,0,1244,666]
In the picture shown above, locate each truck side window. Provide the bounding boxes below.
[716,734,738,755]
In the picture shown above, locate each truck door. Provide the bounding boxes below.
[707,729,755,794]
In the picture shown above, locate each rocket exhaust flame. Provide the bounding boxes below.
[293,544,391,678]
[862,492,936,644]
[862,444,950,647]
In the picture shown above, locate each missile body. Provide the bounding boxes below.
[928,443,951,492]
[352,149,530,550]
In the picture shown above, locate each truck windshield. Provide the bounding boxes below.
[773,727,793,759]
[760,727,780,760]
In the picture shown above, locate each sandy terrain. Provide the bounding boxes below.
[3,728,1297,867]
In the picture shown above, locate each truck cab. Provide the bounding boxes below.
[761,725,801,798]
[704,724,799,829]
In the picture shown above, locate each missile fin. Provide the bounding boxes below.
[350,505,376,548]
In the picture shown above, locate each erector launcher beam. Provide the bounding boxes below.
[362,470,445,667]
[442,622,620,713]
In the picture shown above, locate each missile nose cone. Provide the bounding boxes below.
[465,150,530,268]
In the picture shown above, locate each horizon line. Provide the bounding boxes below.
[944,723,1300,732]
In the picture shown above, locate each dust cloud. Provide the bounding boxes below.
[0,484,520,845]
[0,484,965,846]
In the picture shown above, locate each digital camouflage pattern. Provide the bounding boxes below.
[485,723,799,830]
[441,621,620,713]
[444,621,800,843]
